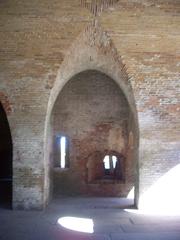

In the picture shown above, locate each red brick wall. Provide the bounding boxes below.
[0,0,179,209]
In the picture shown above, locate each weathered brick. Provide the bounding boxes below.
[0,0,179,209]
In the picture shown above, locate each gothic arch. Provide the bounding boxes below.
[44,20,139,207]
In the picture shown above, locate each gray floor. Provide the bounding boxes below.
[0,197,180,240]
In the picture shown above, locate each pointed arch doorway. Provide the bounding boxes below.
[45,70,139,208]
[0,102,13,208]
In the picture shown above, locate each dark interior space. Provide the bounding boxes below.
[0,103,12,208]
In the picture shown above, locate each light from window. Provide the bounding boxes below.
[103,155,117,170]
[103,155,110,169]
[112,156,117,168]
[60,136,66,168]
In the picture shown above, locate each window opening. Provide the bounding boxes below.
[112,155,117,168]
[54,135,69,168]
[102,154,123,180]
[103,155,117,172]
[103,155,110,169]
[60,136,66,168]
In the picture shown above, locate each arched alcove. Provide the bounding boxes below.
[43,21,139,208]
[0,102,13,208]
[48,70,138,201]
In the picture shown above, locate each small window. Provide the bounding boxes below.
[60,136,66,168]
[54,135,69,168]
[103,155,117,175]
[103,154,123,180]
[103,155,110,169]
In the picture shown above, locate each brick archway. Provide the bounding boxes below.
[44,21,139,207]
[51,70,135,197]
[45,70,138,206]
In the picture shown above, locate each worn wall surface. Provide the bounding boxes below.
[100,0,180,195]
[0,0,92,209]
[0,0,179,209]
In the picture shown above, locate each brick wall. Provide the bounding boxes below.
[100,0,180,196]
[0,0,92,209]
[0,0,179,209]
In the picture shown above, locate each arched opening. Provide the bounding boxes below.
[0,102,13,208]
[48,70,138,203]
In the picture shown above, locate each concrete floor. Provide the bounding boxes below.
[0,197,180,240]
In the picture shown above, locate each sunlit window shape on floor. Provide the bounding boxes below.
[58,216,94,233]
[126,164,180,216]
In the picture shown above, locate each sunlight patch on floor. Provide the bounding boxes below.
[126,164,180,216]
[58,216,94,233]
